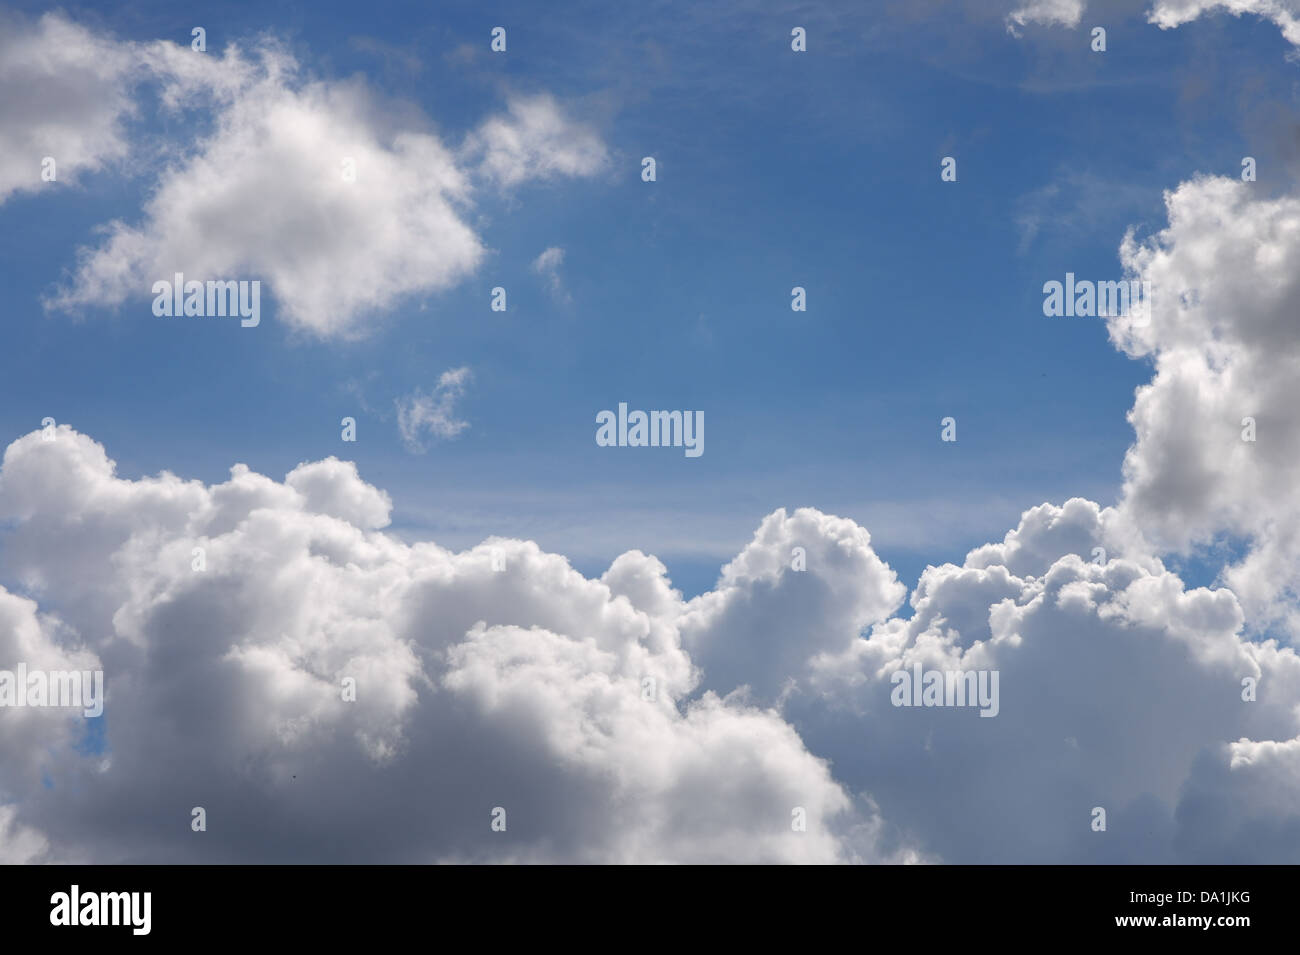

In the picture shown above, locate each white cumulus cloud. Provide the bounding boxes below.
[1148,0,1300,47]
[15,15,606,339]
[1110,177,1300,637]
[464,93,609,188]
[2,427,1299,862]
[0,12,139,203]
[0,425,877,863]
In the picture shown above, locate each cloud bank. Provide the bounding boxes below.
[2,420,1299,862]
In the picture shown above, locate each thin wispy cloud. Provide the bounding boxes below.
[531,246,570,303]
[395,367,473,453]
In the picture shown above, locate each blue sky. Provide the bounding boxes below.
[8,0,1300,867]
[0,0,1294,598]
